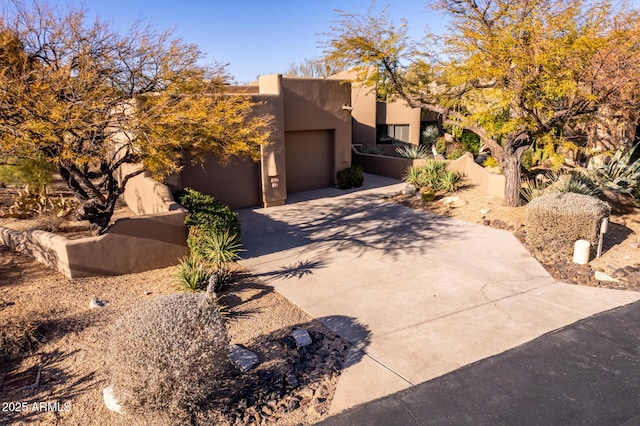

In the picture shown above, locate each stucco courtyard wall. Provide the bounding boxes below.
[0,165,188,279]
[353,149,506,199]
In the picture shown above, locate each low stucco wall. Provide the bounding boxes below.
[352,148,506,199]
[0,168,188,278]
[447,152,506,200]
[352,147,426,179]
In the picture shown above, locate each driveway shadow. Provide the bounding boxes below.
[237,191,464,260]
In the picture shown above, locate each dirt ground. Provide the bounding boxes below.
[2,180,640,425]
[0,185,349,425]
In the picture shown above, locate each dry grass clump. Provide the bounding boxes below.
[526,192,610,256]
[106,292,231,421]
[0,317,40,366]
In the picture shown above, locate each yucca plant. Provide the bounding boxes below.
[201,230,244,270]
[395,144,431,159]
[438,170,462,193]
[588,143,640,194]
[175,254,212,292]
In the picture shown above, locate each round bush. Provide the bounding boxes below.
[526,192,610,256]
[106,293,230,418]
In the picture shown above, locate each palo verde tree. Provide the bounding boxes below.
[324,0,640,206]
[0,1,271,233]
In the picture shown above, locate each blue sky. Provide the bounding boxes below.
[50,1,438,83]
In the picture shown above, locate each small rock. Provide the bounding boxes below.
[229,344,259,372]
[103,386,124,413]
[401,184,417,195]
[90,297,108,309]
[482,219,491,226]
[480,208,491,215]
[281,336,296,349]
[440,196,467,208]
[292,328,312,348]
[286,372,300,388]
[143,291,152,296]
[594,270,618,282]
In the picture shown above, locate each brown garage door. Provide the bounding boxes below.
[285,130,334,193]
[180,155,261,209]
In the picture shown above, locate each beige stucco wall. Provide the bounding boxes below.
[0,167,189,278]
[447,152,506,200]
[183,74,352,208]
[376,101,422,145]
[281,77,352,175]
[352,147,426,180]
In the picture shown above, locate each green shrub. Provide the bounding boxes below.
[175,254,212,292]
[337,165,364,189]
[404,160,461,193]
[526,192,610,257]
[459,130,480,156]
[106,293,231,421]
[175,188,241,259]
[0,155,55,190]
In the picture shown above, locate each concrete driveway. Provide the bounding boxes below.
[237,174,640,414]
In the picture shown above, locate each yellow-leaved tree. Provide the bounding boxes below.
[324,0,640,206]
[0,2,271,233]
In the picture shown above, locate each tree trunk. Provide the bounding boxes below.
[502,152,523,207]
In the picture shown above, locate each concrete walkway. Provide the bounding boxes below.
[236,174,640,414]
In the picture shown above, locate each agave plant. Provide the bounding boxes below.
[588,143,640,194]
[521,170,601,203]
[395,144,431,159]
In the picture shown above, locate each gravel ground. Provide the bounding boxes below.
[2,181,640,425]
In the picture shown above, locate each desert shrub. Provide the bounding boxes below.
[175,254,212,292]
[483,156,500,168]
[175,188,241,258]
[395,144,430,159]
[404,161,461,192]
[0,318,40,366]
[0,155,55,190]
[526,192,610,256]
[106,293,231,420]
[587,143,640,195]
[459,130,480,156]
[337,164,364,189]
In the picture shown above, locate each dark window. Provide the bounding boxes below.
[376,124,410,143]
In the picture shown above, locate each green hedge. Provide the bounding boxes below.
[174,188,241,258]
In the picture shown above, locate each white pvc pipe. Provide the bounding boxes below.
[573,240,590,265]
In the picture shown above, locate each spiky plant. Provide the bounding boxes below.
[395,144,431,159]
[588,144,640,194]
[175,254,212,292]
[201,230,244,270]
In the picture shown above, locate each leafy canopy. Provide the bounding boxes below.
[323,0,640,205]
[0,1,271,232]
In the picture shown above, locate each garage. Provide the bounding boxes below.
[180,155,261,209]
[285,130,334,194]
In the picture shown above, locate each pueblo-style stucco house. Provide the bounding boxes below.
[173,72,439,210]
[329,70,440,147]
[175,74,353,209]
